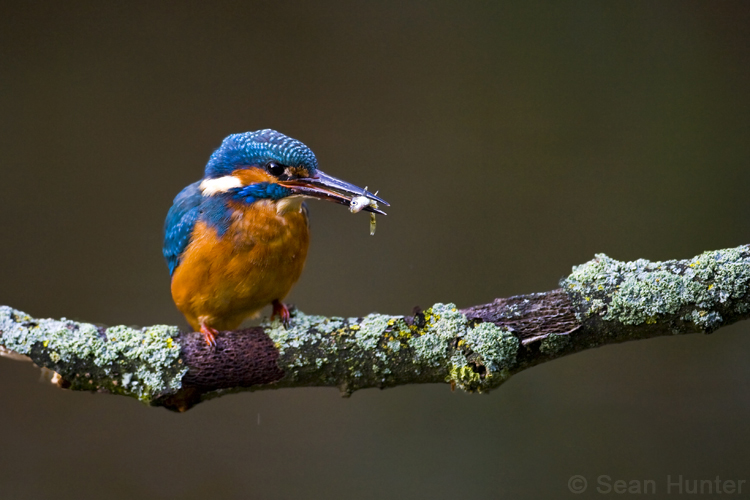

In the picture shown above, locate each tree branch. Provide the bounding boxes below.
[2,245,749,412]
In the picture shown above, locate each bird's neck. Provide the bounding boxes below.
[275,196,305,215]
[221,198,308,246]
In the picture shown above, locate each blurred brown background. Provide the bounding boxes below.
[1,1,749,498]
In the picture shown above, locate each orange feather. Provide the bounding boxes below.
[170,196,309,332]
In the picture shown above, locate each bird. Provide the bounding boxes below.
[163,129,388,346]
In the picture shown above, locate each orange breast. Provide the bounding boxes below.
[170,199,310,331]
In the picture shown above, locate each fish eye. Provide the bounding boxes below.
[266,161,285,177]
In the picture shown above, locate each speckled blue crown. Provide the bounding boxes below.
[204,129,318,178]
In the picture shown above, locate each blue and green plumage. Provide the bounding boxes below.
[163,181,203,276]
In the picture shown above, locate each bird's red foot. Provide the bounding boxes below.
[272,299,291,326]
[200,323,218,347]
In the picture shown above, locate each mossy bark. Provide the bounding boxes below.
[1,244,749,412]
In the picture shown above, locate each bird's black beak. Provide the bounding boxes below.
[278,170,389,215]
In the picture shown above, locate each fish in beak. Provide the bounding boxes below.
[278,171,389,215]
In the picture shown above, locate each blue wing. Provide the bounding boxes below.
[163,181,203,275]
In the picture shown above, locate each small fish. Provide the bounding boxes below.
[349,195,373,214]
[349,186,380,236]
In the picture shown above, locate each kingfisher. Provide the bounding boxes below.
[163,129,388,346]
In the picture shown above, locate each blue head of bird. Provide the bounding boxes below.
[201,129,387,211]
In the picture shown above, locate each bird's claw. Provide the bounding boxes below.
[271,300,291,327]
[200,324,218,348]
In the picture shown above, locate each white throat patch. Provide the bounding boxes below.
[276,196,305,215]
[200,175,243,196]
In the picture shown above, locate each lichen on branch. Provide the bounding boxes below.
[263,303,519,394]
[0,244,749,411]
[0,307,186,403]
[563,245,750,332]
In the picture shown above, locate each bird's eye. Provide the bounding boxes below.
[267,162,285,177]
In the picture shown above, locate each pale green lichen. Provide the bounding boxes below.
[263,310,405,389]
[539,332,572,355]
[0,306,187,403]
[562,245,750,331]
[410,303,466,368]
[262,303,519,394]
[407,303,518,391]
[463,322,518,372]
[354,314,392,350]
[682,309,723,331]
[448,320,518,392]
[447,362,483,391]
